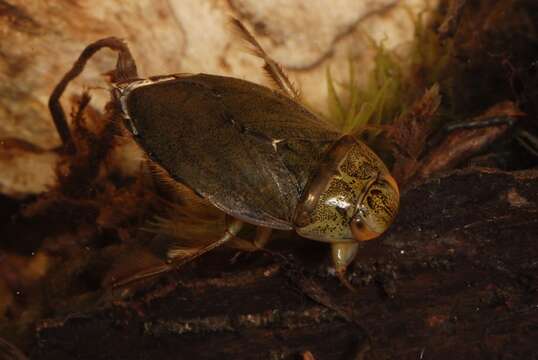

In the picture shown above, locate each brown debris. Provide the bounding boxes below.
[0,336,28,360]
[388,95,527,190]
[416,101,525,180]
[0,87,159,338]
[387,84,441,187]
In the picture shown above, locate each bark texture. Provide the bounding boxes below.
[31,168,538,359]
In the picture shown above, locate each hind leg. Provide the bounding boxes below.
[113,218,245,288]
[228,225,273,252]
[49,37,138,152]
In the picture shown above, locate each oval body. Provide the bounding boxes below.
[119,74,339,229]
[117,73,399,242]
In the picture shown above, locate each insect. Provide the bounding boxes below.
[49,20,399,289]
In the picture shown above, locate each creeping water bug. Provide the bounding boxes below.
[49,20,400,288]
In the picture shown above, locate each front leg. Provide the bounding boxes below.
[331,242,359,291]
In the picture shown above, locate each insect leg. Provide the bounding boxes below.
[49,37,138,152]
[331,242,359,291]
[253,226,273,249]
[169,217,245,266]
[226,225,273,252]
[113,218,244,288]
[230,18,300,100]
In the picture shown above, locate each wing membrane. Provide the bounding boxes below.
[125,74,340,228]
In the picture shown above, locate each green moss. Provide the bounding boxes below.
[325,44,404,137]
[324,6,454,143]
[325,0,538,168]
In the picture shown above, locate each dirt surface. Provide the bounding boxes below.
[30,168,538,359]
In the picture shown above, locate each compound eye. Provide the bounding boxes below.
[350,216,380,241]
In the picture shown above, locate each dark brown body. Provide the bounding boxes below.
[122,74,341,230]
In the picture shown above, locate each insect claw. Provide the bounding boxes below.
[336,268,357,292]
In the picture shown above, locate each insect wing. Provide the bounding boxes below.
[124,74,339,229]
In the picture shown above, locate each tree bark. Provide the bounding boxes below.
[32,168,538,359]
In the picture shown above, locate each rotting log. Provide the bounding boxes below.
[31,167,538,359]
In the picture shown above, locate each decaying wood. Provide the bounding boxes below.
[30,168,538,359]
[389,96,527,189]
[388,84,442,188]
[415,101,525,180]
